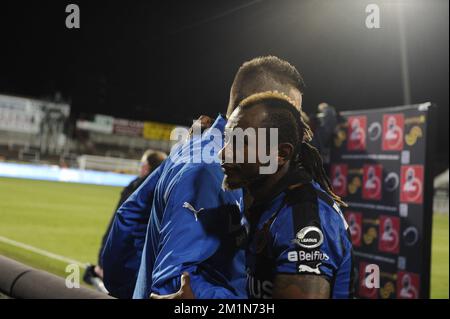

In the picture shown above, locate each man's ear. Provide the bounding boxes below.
[278,143,294,166]
[226,90,238,118]
[289,87,302,111]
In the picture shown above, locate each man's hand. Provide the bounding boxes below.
[188,115,213,138]
[150,272,196,299]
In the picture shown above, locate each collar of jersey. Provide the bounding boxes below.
[203,113,227,136]
[248,167,313,227]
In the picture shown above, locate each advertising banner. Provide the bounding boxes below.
[113,118,144,136]
[76,114,114,134]
[329,103,436,299]
[143,121,178,141]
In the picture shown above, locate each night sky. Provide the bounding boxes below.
[0,0,448,170]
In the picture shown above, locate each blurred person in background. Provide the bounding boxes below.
[83,149,167,286]
[309,103,344,172]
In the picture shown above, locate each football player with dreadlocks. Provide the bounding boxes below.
[103,56,313,299]
[153,92,353,299]
[223,92,353,298]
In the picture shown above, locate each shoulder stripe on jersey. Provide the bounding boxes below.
[347,228,355,298]
[316,189,354,298]
[289,184,322,236]
[315,189,349,230]
[315,189,335,210]
[289,185,323,280]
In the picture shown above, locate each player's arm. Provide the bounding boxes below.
[272,274,330,299]
[103,118,215,298]
[150,273,195,299]
[150,166,244,299]
[150,271,241,300]
[101,163,164,298]
[150,273,331,299]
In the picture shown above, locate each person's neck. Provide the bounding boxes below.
[247,163,290,204]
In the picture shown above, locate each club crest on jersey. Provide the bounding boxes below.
[293,226,324,249]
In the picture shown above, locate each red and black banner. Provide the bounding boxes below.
[329,103,437,299]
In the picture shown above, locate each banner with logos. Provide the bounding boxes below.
[113,118,144,136]
[76,114,114,134]
[329,103,436,299]
[76,115,185,141]
[143,121,178,141]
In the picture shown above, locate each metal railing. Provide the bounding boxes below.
[0,256,113,299]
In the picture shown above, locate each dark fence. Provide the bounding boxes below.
[0,255,113,299]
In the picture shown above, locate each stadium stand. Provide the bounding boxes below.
[0,93,185,172]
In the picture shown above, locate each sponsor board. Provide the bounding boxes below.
[330,104,435,298]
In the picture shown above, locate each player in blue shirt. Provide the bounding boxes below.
[133,114,249,299]
[102,56,311,299]
[219,91,354,298]
[153,91,353,299]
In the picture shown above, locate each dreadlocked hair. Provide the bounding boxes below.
[238,91,346,207]
[298,141,347,207]
[300,110,313,143]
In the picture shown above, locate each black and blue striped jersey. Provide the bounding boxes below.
[246,178,354,299]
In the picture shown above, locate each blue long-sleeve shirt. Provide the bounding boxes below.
[102,115,247,299]
[102,163,165,298]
